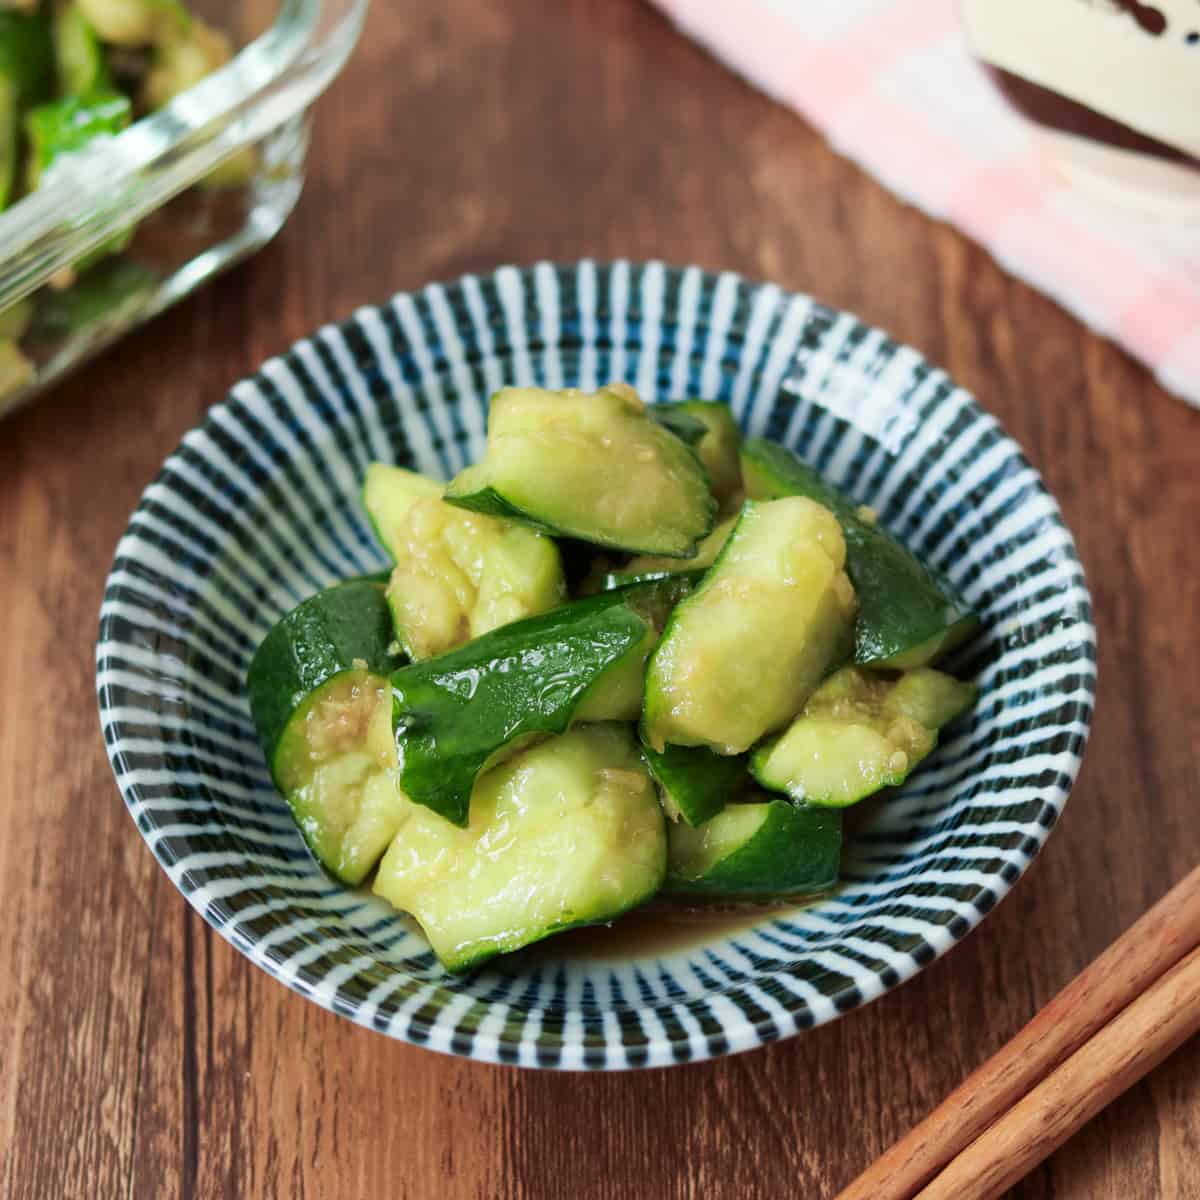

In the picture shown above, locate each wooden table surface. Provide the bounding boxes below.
[2,2,1198,1197]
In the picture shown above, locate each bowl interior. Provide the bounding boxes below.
[98,262,1095,1068]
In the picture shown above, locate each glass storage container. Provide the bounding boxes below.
[0,0,368,417]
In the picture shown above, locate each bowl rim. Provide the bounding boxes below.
[96,259,1097,1067]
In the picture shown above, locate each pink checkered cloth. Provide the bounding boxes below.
[651,0,1200,408]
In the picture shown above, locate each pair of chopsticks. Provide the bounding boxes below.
[836,863,1200,1200]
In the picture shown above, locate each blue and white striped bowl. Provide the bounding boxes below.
[97,262,1095,1069]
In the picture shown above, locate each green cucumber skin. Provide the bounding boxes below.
[441,484,559,534]
[598,566,706,594]
[0,77,16,211]
[641,741,743,827]
[246,581,405,786]
[748,740,908,808]
[389,590,657,827]
[0,9,53,209]
[668,802,842,897]
[0,10,54,108]
[445,484,714,560]
[446,881,663,974]
[740,439,977,666]
[26,91,132,181]
[649,406,708,446]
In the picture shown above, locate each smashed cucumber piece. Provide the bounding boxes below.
[0,298,32,340]
[374,725,667,972]
[25,91,132,189]
[0,76,17,211]
[362,462,566,661]
[245,580,407,785]
[272,671,407,886]
[141,17,232,109]
[661,400,742,512]
[245,582,410,884]
[362,462,443,553]
[740,438,978,669]
[0,9,54,110]
[445,384,717,558]
[53,4,112,96]
[640,740,745,828]
[643,496,857,756]
[389,579,687,827]
[0,339,34,407]
[25,92,134,270]
[751,666,978,807]
[608,515,736,586]
[76,0,189,47]
[667,793,842,897]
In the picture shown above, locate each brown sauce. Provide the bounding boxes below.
[377,891,822,969]
[487,896,820,971]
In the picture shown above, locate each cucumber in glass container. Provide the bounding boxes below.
[445,384,717,558]
[0,76,17,212]
[0,7,54,210]
[0,8,54,111]
[76,0,189,47]
[53,4,113,96]
[25,91,132,189]
[25,91,134,270]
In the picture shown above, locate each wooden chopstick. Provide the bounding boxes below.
[916,943,1200,1200]
[835,862,1200,1200]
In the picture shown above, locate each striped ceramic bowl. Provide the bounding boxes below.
[97,261,1095,1068]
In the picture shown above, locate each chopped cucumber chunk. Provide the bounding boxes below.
[445,384,717,557]
[0,338,34,406]
[0,297,32,340]
[375,725,666,972]
[26,90,131,187]
[667,794,841,897]
[389,582,678,826]
[273,671,407,885]
[245,580,407,782]
[364,462,565,660]
[76,0,188,47]
[740,438,978,668]
[614,515,736,583]
[641,740,744,827]
[54,4,112,95]
[0,9,54,109]
[670,400,742,511]
[643,497,857,755]
[363,463,443,554]
[0,75,16,211]
[751,665,978,806]
[141,17,231,109]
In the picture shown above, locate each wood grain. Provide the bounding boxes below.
[916,946,1200,1200]
[1,2,1197,1198]
[839,865,1200,1200]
